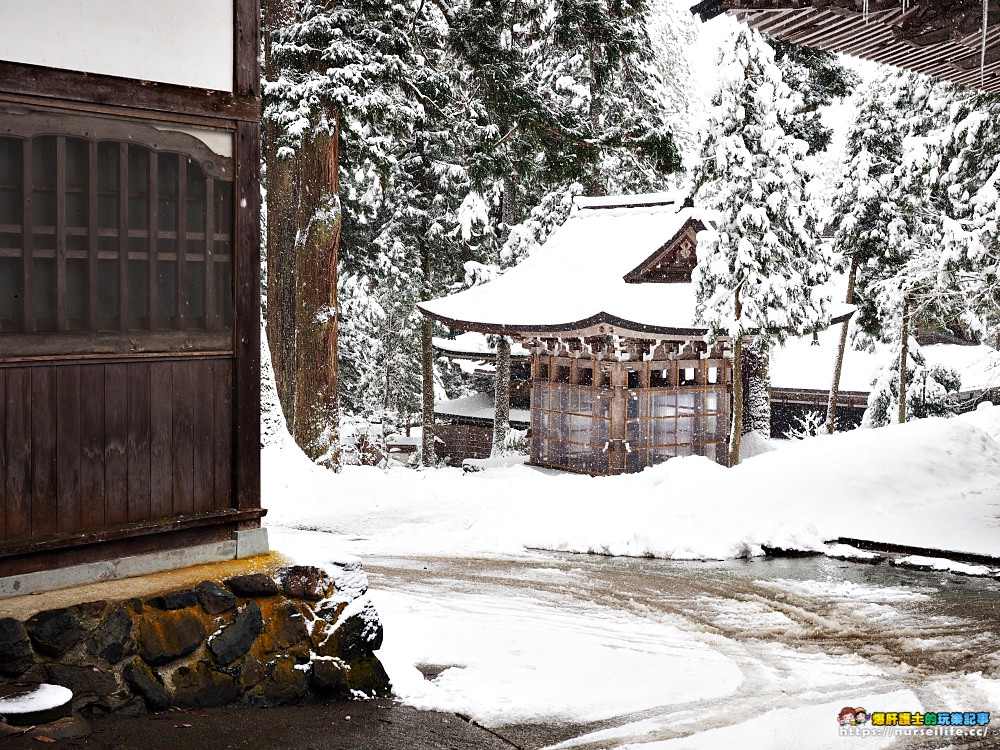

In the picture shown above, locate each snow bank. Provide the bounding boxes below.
[890,555,995,577]
[265,410,1000,563]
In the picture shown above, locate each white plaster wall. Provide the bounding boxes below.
[1,0,234,92]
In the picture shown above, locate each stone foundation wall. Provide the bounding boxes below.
[0,564,389,719]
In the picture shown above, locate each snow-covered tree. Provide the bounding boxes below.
[828,74,1000,430]
[264,0,436,468]
[863,333,960,428]
[826,74,911,431]
[692,28,831,466]
[265,0,700,467]
[767,38,860,155]
[905,85,1000,344]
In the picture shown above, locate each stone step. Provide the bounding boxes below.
[0,683,73,726]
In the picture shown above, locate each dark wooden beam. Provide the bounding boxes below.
[695,0,1000,93]
[0,507,266,559]
[0,61,260,126]
[233,120,261,514]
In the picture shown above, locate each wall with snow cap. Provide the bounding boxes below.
[0,0,234,92]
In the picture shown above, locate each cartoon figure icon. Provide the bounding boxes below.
[839,707,857,726]
[855,708,869,725]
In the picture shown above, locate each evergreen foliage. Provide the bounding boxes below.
[863,336,961,428]
[692,29,831,464]
[831,74,914,345]
[692,29,830,347]
[264,0,691,458]
[832,71,999,429]
[767,38,860,154]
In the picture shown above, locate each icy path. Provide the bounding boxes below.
[270,528,1000,749]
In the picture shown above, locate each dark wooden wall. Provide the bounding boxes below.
[0,0,261,574]
[0,356,233,546]
[432,424,493,466]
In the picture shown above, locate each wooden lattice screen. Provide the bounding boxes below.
[530,352,731,475]
[0,109,234,358]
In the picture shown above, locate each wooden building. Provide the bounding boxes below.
[432,334,530,465]
[420,194,736,476]
[0,1,262,581]
[692,0,1000,94]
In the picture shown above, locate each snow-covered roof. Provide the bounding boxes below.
[435,393,530,426]
[420,194,715,336]
[421,193,851,337]
[771,327,1000,395]
[434,332,530,360]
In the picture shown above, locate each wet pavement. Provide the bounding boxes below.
[361,551,1000,749]
[2,700,520,749]
[5,552,999,749]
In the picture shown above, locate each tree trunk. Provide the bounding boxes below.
[421,317,436,466]
[898,298,909,425]
[263,0,298,430]
[729,290,744,467]
[420,224,436,466]
[743,348,771,437]
[826,252,858,434]
[492,336,511,456]
[491,173,517,453]
[585,40,604,197]
[291,115,342,470]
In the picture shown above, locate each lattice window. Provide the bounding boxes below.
[625,386,730,472]
[0,107,234,357]
[530,382,612,475]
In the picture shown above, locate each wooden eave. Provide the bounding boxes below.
[418,306,854,341]
[691,0,1000,94]
[417,306,714,340]
[433,344,530,362]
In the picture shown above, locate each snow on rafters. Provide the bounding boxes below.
[433,332,530,361]
[691,0,1000,94]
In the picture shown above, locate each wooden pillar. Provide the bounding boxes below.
[609,362,626,474]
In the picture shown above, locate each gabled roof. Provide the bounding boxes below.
[623,218,704,284]
[419,194,718,337]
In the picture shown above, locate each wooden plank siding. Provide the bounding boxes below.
[0,356,234,547]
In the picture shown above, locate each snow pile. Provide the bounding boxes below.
[264,410,1000,562]
[823,544,883,562]
[602,689,923,750]
[958,400,1000,441]
[890,555,995,577]
[0,683,72,716]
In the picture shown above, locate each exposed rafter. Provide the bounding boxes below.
[691,0,1000,93]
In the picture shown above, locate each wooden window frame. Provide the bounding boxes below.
[0,106,235,359]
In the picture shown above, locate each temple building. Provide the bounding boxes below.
[692,0,1000,95]
[420,194,736,476]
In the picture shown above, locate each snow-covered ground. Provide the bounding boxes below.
[266,403,1000,563]
[264,401,1000,748]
